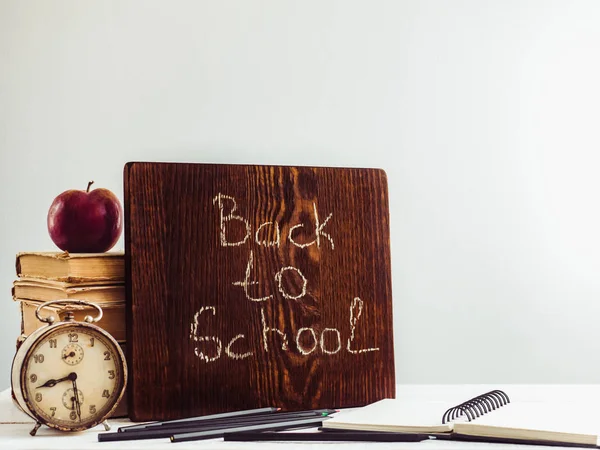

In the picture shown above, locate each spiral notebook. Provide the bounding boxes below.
[323,390,600,447]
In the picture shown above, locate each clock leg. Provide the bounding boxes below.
[30,422,42,436]
[102,420,111,431]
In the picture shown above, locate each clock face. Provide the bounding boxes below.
[22,324,125,430]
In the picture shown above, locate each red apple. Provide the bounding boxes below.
[47,181,123,253]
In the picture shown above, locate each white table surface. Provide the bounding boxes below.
[1,385,600,450]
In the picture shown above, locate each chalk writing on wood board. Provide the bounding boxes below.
[189,193,380,361]
[125,162,394,421]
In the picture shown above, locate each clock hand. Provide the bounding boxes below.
[37,372,77,389]
[37,378,64,389]
[72,378,82,422]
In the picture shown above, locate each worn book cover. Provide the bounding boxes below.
[16,252,124,282]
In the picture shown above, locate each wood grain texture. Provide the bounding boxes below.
[124,162,394,421]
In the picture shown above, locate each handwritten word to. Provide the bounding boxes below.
[232,250,308,302]
[189,193,380,361]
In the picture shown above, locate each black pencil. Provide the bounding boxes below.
[224,431,432,442]
[118,406,279,432]
[144,410,334,430]
[99,428,182,442]
[170,417,327,443]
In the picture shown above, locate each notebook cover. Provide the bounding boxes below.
[124,162,394,421]
[452,434,598,449]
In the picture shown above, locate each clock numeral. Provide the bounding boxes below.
[50,407,56,417]
[48,339,57,348]
[68,333,78,343]
[89,404,97,414]
[35,393,42,402]
[33,354,44,363]
[90,337,95,347]
[102,390,110,398]
[70,411,77,420]
[103,351,111,361]
[108,370,115,380]
[30,374,37,383]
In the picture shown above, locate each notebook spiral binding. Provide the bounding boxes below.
[441,390,510,424]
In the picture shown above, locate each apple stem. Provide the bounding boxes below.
[86,181,94,193]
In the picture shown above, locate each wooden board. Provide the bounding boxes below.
[124,162,394,421]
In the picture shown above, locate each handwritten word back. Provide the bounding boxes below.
[212,193,335,249]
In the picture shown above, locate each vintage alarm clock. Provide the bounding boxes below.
[11,300,127,435]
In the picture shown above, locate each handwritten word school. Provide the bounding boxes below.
[189,193,380,362]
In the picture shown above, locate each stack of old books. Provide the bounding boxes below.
[13,251,125,341]
[12,251,128,416]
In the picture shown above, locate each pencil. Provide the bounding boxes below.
[141,410,333,432]
[118,406,279,432]
[224,431,432,442]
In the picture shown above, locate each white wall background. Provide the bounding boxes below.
[1,0,600,389]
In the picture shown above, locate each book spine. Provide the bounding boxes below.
[19,302,24,336]
[15,254,21,278]
[14,275,125,283]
